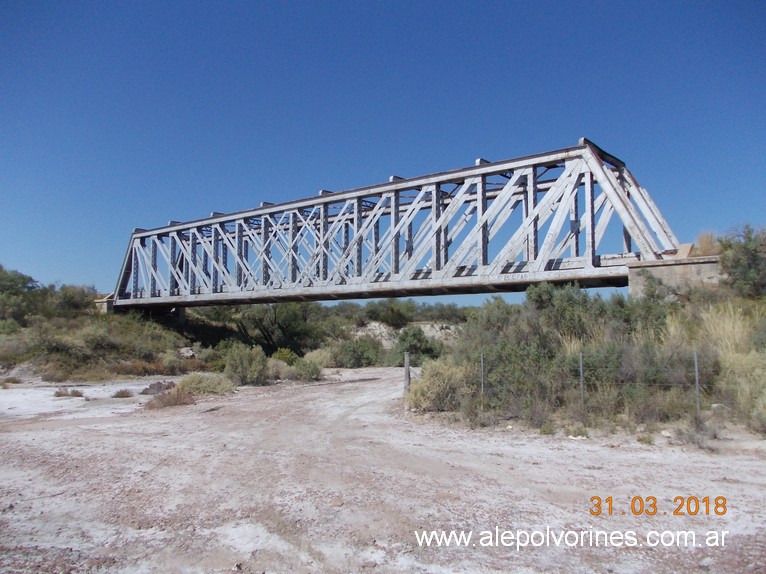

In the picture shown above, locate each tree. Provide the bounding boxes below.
[0,264,50,324]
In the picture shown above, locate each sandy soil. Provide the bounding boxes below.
[1,369,765,573]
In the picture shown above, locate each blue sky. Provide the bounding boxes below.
[1,1,764,300]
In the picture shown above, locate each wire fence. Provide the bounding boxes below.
[403,350,714,420]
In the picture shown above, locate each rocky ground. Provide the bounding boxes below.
[1,368,765,573]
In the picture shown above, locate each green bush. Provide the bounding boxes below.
[395,325,441,366]
[303,347,336,369]
[53,285,97,316]
[365,299,415,329]
[335,335,382,368]
[720,225,766,298]
[0,318,20,335]
[294,358,322,381]
[177,373,235,395]
[224,342,268,385]
[272,347,300,366]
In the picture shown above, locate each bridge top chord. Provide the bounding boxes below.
[112,138,679,310]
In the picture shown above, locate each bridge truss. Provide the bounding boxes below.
[113,138,679,309]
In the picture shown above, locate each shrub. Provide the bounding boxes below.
[751,391,766,434]
[365,299,415,329]
[395,325,441,365]
[43,368,72,383]
[53,387,84,397]
[272,347,300,366]
[293,358,322,381]
[224,342,268,385]
[2,376,21,385]
[112,388,134,398]
[177,373,235,395]
[407,360,474,411]
[566,424,589,438]
[0,318,20,335]
[695,232,722,256]
[145,387,195,409]
[335,336,382,368]
[719,225,766,298]
[539,421,556,435]
[140,380,176,395]
[637,434,655,445]
[53,285,97,316]
[267,357,289,380]
[158,350,186,375]
[0,380,8,389]
[303,347,336,369]
[0,334,33,366]
[193,343,223,370]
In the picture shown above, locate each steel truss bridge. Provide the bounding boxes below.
[112,138,679,310]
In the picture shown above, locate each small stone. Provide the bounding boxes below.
[179,347,196,358]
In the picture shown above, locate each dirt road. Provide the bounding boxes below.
[1,368,765,573]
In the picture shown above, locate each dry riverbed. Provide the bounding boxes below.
[1,368,765,573]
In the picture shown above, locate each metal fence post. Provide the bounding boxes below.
[694,351,701,420]
[404,352,411,398]
[480,352,485,412]
[579,352,585,409]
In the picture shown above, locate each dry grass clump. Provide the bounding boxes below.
[112,388,134,398]
[407,360,474,411]
[694,232,722,256]
[267,358,295,380]
[177,373,235,395]
[53,387,84,397]
[751,393,766,434]
[139,380,176,395]
[0,380,9,389]
[3,376,21,385]
[145,387,195,409]
[701,303,751,357]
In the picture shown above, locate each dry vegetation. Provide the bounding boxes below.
[177,373,235,395]
[144,387,195,409]
[53,387,84,398]
[2,226,766,437]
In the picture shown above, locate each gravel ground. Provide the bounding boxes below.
[1,368,765,573]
